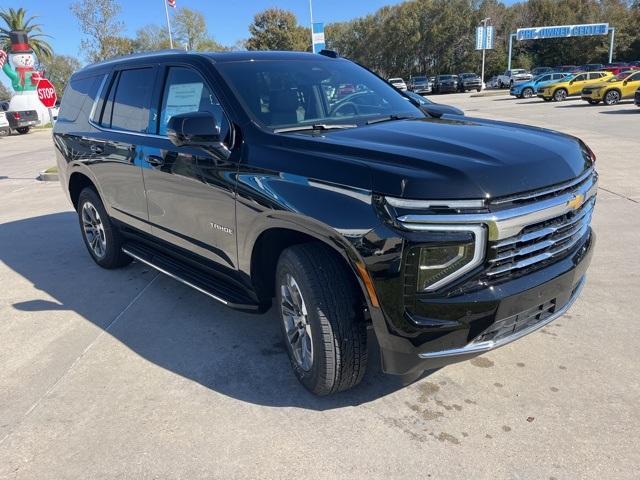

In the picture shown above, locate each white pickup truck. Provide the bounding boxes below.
[497,69,533,88]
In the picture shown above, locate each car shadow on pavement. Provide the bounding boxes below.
[599,109,639,115]
[1,212,427,410]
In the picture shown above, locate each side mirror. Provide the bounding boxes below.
[623,81,628,86]
[167,111,221,148]
[421,104,464,118]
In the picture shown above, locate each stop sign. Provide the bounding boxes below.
[37,78,57,108]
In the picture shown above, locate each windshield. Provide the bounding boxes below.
[512,69,526,74]
[612,73,632,81]
[413,76,427,82]
[460,73,476,78]
[216,59,423,129]
[438,75,456,80]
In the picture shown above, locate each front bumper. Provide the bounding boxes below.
[375,230,594,375]
[437,85,457,92]
[413,86,431,94]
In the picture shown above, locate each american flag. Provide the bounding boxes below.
[167,0,176,7]
[0,50,6,68]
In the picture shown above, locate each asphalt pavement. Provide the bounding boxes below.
[0,95,638,479]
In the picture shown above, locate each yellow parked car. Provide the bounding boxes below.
[581,70,640,105]
[537,71,613,102]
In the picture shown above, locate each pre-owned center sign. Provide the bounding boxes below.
[516,23,609,41]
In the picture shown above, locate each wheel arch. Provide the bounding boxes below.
[249,224,378,312]
[68,171,99,211]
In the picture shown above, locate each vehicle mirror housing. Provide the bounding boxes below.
[167,112,221,148]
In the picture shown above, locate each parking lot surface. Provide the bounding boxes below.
[1,95,639,479]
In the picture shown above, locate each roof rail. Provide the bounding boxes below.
[82,49,187,70]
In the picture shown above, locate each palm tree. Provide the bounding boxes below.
[0,8,53,61]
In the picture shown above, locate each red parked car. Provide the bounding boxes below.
[603,63,640,75]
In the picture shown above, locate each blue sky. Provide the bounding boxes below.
[7,0,411,59]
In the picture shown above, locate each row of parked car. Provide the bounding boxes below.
[508,65,640,107]
[389,73,483,95]
[488,61,640,89]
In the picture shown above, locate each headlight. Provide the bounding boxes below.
[417,242,476,291]
[407,225,487,291]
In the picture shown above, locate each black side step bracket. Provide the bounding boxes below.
[122,242,260,312]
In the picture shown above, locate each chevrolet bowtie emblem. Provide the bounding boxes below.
[567,193,585,211]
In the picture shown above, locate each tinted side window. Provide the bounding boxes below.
[107,68,154,133]
[574,74,587,81]
[58,75,102,123]
[158,67,229,141]
[539,75,550,82]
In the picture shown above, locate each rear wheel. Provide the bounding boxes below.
[77,187,132,269]
[16,127,30,134]
[553,88,568,102]
[522,87,534,98]
[276,243,368,396]
[603,90,620,105]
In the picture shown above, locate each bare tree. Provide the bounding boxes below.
[70,0,126,62]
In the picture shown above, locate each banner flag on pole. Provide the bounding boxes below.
[312,23,325,54]
[167,0,176,8]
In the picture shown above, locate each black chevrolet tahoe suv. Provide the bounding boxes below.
[53,50,596,395]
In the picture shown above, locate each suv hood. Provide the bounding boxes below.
[288,117,590,200]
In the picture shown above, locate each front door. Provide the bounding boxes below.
[141,65,239,269]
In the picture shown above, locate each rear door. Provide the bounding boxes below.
[140,64,239,269]
[88,66,158,232]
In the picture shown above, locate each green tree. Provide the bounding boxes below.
[134,24,172,52]
[246,8,309,51]
[39,54,81,95]
[0,7,53,61]
[0,80,11,100]
[70,0,126,62]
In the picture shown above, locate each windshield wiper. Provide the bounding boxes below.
[366,115,417,125]
[273,123,357,133]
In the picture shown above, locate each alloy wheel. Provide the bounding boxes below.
[605,90,620,105]
[523,87,533,98]
[554,89,567,101]
[82,201,107,259]
[280,273,314,371]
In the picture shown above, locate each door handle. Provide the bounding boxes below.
[147,155,164,167]
[90,144,104,154]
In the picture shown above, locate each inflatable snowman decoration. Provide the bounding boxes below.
[0,31,50,125]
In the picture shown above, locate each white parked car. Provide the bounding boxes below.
[0,111,10,136]
[497,69,533,88]
[388,77,408,91]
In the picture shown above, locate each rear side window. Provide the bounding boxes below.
[58,75,103,123]
[100,68,154,133]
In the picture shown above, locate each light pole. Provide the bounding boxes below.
[308,0,314,52]
[480,17,490,89]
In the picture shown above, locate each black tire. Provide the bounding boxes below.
[553,88,568,102]
[16,127,30,134]
[476,87,481,92]
[276,243,367,395]
[603,89,620,106]
[522,87,534,98]
[77,187,132,269]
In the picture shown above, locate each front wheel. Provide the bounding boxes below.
[522,87,534,98]
[77,187,132,269]
[276,243,368,396]
[603,90,620,105]
[476,87,481,92]
[553,88,568,102]
[16,127,30,134]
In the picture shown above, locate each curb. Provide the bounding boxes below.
[38,171,59,182]
[470,90,509,98]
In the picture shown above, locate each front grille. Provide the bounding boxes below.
[473,298,556,344]
[486,195,594,279]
